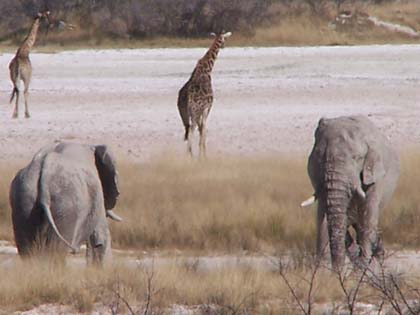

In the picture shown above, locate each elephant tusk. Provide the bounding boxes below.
[106,210,123,222]
[356,186,366,199]
[300,195,316,207]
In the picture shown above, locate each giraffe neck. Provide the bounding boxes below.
[194,36,224,76]
[17,17,41,57]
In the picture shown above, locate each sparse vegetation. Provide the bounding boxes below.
[1,252,419,313]
[0,0,419,49]
[0,257,294,313]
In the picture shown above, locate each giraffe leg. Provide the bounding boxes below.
[199,109,210,159]
[187,124,195,157]
[20,65,32,119]
[198,120,207,159]
[12,87,19,119]
[9,59,19,119]
[23,84,30,118]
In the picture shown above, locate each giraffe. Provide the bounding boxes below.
[9,10,51,118]
[177,31,232,158]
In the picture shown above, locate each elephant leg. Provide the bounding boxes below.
[346,225,361,262]
[373,235,385,263]
[358,191,380,265]
[88,220,111,266]
[86,240,93,264]
[316,205,329,262]
[345,228,354,251]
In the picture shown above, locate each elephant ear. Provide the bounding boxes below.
[94,145,119,210]
[362,146,385,186]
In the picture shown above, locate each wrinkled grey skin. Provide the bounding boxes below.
[307,116,399,271]
[10,142,122,265]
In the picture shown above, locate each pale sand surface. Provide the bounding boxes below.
[0,45,419,162]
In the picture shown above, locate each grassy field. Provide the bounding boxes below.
[1,153,420,312]
[0,258,347,313]
[1,152,420,253]
[0,252,419,313]
[367,1,420,31]
[114,153,420,253]
[251,0,420,47]
[112,156,313,253]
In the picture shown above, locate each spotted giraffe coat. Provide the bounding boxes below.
[177,33,227,141]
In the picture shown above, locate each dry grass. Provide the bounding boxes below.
[0,163,21,241]
[1,152,420,253]
[366,1,420,32]
[0,256,382,313]
[112,156,313,253]
[1,255,419,314]
[251,6,420,47]
[251,15,352,47]
[111,152,420,252]
[382,150,420,249]
[0,258,283,313]
[1,153,420,312]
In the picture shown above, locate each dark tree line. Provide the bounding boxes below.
[0,0,404,42]
[0,0,273,41]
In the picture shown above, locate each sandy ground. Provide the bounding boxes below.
[0,45,419,162]
[1,240,419,274]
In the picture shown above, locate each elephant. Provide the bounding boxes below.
[301,115,399,271]
[10,142,123,265]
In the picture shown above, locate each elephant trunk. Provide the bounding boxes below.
[325,162,352,271]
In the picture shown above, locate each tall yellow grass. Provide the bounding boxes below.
[0,164,20,241]
[1,152,420,253]
[382,151,420,248]
[112,156,314,253]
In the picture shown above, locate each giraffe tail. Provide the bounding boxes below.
[9,87,18,104]
[177,85,190,141]
[184,125,190,141]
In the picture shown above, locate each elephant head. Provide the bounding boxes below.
[94,145,122,222]
[303,116,387,270]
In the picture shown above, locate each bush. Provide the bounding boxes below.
[0,0,272,40]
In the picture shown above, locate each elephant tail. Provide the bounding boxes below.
[38,152,77,254]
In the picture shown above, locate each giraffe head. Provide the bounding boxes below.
[210,31,232,48]
[36,10,51,26]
